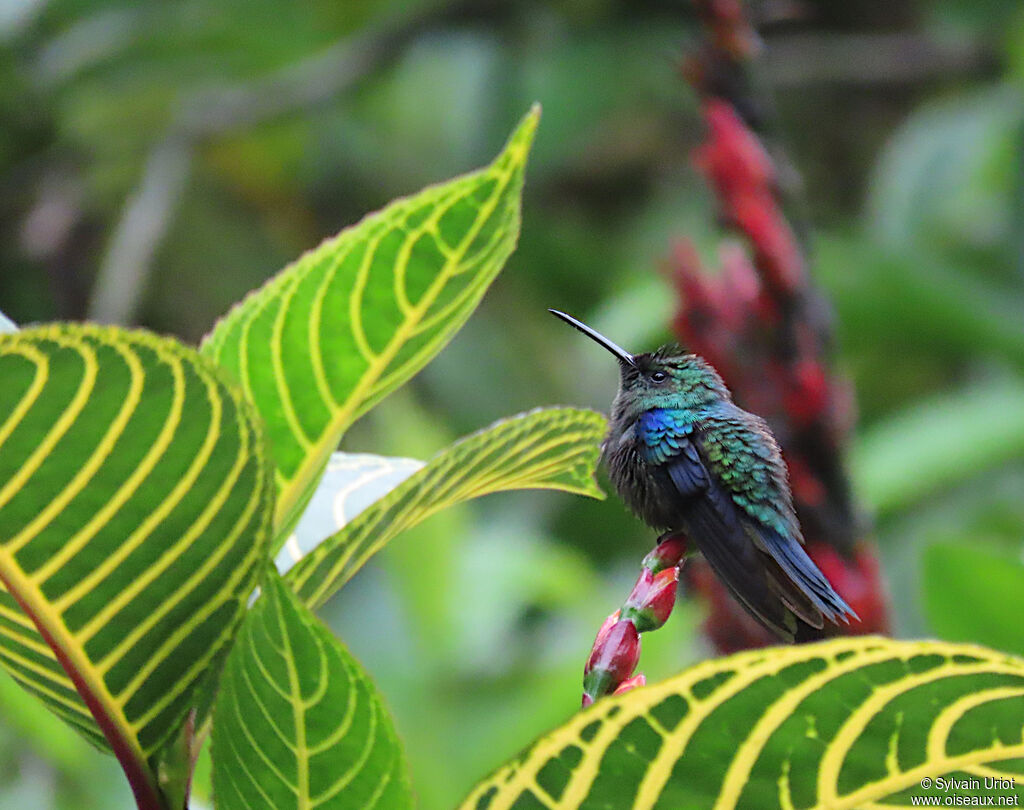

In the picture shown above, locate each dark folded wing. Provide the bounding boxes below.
[691,411,857,626]
[660,447,812,641]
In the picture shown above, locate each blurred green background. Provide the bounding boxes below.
[2,0,1024,807]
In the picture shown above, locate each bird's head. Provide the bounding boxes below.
[548,309,730,421]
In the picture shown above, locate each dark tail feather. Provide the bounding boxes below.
[756,526,859,624]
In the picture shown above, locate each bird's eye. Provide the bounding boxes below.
[650,370,668,383]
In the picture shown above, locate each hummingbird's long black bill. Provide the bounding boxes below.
[548,309,636,367]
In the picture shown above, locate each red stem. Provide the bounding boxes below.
[0,571,168,810]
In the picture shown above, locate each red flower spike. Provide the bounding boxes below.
[667,0,892,652]
[786,456,827,510]
[783,360,831,427]
[719,243,760,319]
[698,0,761,60]
[696,101,775,196]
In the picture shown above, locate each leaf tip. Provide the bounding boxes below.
[503,104,541,162]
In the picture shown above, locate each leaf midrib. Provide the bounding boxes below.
[278,585,311,810]
[0,558,160,804]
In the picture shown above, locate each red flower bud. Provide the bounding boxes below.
[583,619,641,703]
[623,567,678,632]
[591,610,621,651]
[624,568,655,606]
[642,534,688,572]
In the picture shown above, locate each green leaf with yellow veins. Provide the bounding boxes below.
[461,637,1024,810]
[286,407,606,609]
[202,107,540,542]
[212,572,412,810]
[0,324,274,809]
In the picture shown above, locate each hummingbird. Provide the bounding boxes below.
[550,309,857,642]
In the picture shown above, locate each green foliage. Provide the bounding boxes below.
[287,407,606,609]
[0,325,272,761]
[461,637,1024,810]
[4,3,1024,808]
[865,85,1023,263]
[201,108,539,540]
[851,376,1024,515]
[0,325,274,805]
[0,110,621,809]
[923,543,1024,657]
[212,572,412,810]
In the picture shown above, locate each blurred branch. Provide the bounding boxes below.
[762,33,990,87]
[174,20,427,140]
[89,137,190,325]
[87,4,454,324]
[1014,120,1024,286]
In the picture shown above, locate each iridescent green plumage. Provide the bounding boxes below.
[551,310,857,642]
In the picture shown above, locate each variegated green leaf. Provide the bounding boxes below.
[0,324,273,807]
[201,108,539,539]
[460,637,1024,810]
[287,407,606,609]
[212,572,412,810]
[275,453,424,576]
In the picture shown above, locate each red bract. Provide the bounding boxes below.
[694,100,775,201]
[693,101,805,295]
[783,360,831,427]
[584,618,640,678]
[591,610,622,650]
[671,0,890,651]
